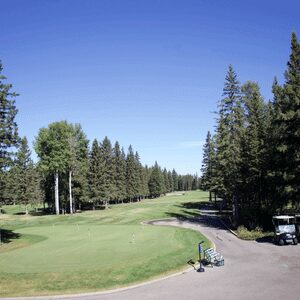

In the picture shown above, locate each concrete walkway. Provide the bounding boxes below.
[5,214,300,300]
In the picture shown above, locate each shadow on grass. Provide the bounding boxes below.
[0,229,21,244]
[165,200,231,231]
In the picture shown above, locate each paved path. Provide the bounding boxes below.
[6,214,300,300]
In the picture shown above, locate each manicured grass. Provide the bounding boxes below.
[0,190,210,297]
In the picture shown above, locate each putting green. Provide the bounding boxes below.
[0,224,202,273]
[0,190,210,296]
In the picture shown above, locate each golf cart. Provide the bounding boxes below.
[295,215,300,240]
[272,215,298,246]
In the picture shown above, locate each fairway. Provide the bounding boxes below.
[0,191,210,297]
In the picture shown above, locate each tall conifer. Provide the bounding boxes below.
[0,62,19,205]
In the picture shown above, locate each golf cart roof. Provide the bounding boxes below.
[272,215,294,220]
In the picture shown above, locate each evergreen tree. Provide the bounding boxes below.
[214,65,244,222]
[134,151,142,200]
[240,81,268,212]
[68,124,89,212]
[168,170,174,192]
[11,137,43,213]
[0,61,19,205]
[113,142,127,203]
[141,165,150,198]
[273,32,300,207]
[172,169,179,191]
[126,145,139,201]
[201,131,216,201]
[148,162,164,197]
[88,139,102,208]
[192,175,199,190]
[98,137,115,208]
[162,168,169,194]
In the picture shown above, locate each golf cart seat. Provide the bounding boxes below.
[204,248,224,266]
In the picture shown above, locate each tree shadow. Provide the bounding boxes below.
[255,236,274,244]
[165,200,230,231]
[0,229,21,244]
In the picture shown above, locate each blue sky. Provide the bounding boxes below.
[1,0,299,174]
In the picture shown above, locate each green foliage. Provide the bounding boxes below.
[126,145,140,200]
[214,65,244,210]
[34,121,73,174]
[88,139,102,205]
[236,226,272,241]
[201,131,216,193]
[148,162,164,197]
[205,33,300,228]
[13,137,43,211]
[0,62,19,204]
[239,81,269,209]
[272,32,300,206]
[113,142,127,202]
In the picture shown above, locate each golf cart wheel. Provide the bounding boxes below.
[278,238,284,246]
[293,238,298,245]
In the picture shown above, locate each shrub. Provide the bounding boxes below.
[236,225,272,240]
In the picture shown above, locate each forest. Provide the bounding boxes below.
[201,33,300,229]
[0,73,199,214]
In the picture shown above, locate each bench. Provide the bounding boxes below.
[203,248,224,267]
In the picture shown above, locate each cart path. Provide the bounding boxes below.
[6,214,300,300]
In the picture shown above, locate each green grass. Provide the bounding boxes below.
[0,190,210,297]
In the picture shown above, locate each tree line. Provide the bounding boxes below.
[201,33,300,229]
[0,66,199,214]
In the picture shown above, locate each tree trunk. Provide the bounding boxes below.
[54,171,60,215]
[69,170,73,214]
[209,190,212,202]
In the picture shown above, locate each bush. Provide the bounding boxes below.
[236,225,272,240]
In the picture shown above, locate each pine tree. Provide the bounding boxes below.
[201,131,216,201]
[214,65,244,222]
[68,124,89,213]
[126,145,139,201]
[97,137,115,208]
[162,168,169,194]
[113,142,127,203]
[133,151,142,200]
[240,81,268,212]
[148,162,164,198]
[10,137,43,214]
[141,165,150,198]
[172,169,179,191]
[168,170,174,192]
[192,175,199,190]
[88,139,102,209]
[273,32,300,207]
[0,61,19,205]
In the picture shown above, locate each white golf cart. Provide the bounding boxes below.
[272,215,298,246]
[295,215,300,240]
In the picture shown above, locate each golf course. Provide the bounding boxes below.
[0,190,210,297]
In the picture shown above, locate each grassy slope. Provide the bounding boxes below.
[0,190,209,297]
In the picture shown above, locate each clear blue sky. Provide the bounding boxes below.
[1,0,299,174]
